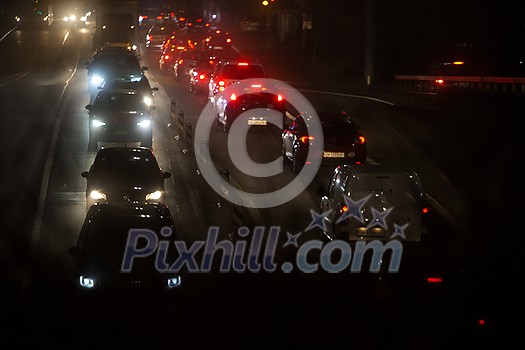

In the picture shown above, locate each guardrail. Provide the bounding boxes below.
[394,75,525,110]
[170,100,193,150]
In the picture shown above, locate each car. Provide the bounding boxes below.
[68,202,183,294]
[318,164,431,246]
[159,44,185,73]
[282,111,367,173]
[145,22,175,50]
[189,55,215,95]
[85,89,156,151]
[173,48,200,81]
[85,52,148,99]
[202,29,233,51]
[98,75,159,108]
[208,61,266,102]
[213,81,286,132]
[81,146,171,209]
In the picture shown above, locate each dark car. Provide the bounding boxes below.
[98,75,159,108]
[282,111,367,173]
[214,81,286,132]
[85,89,156,151]
[85,52,148,99]
[202,29,233,51]
[173,48,200,81]
[68,202,182,294]
[145,22,175,50]
[81,147,171,209]
[159,45,184,73]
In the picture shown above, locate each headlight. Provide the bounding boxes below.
[137,120,151,128]
[89,190,107,200]
[79,276,95,289]
[92,119,106,127]
[143,96,153,106]
[90,75,104,86]
[167,276,182,289]
[145,190,162,201]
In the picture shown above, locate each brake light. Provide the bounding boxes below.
[356,136,365,144]
[199,74,206,80]
[164,54,170,60]
[238,62,248,66]
[422,207,429,214]
[340,204,348,214]
[251,84,262,88]
[435,79,445,85]
[300,136,314,144]
[277,94,283,101]
[218,80,225,86]
[230,93,236,100]
[226,38,232,43]
[427,277,443,284]
[178,59,183,65]
[176,46,185,50]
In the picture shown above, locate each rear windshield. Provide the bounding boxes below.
[221,64,264,79]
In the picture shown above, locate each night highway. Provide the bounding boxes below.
[1,1,523,348]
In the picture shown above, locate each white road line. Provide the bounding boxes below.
[22,53,79,292]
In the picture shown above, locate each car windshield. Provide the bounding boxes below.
[92,152,160,177]
[93,92,148,110]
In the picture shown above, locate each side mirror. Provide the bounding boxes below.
[81,171,89,178]
[163,171,172,179]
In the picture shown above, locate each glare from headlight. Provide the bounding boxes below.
[91,75,104,86]
[146,191,162,201]
[92,119,106,127]
[132,44,138,51]
[137,120,151,128]
[143,96,152,106]
[167,276,182,289]
[79,276,95,288]
[90,190,107,200]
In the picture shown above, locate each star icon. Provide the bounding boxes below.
[390,223,409,240]
[336,194,371,224]
[366,206,394,230]
[283,231,301,248]
[305,209,332,232]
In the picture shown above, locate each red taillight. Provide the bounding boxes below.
[218,80,225,86]
[230,93,236,101]
[340,205,348,214]
[163,55,170,60]
[356,136,365,144]
[277,94,283,101]
[178,59,183,65]
[238,62,248,66]
[422,207,429,214]
[226,38,232,43]
[435,79,445,85]
[199,74,206,80]
[300,136,314,144]
[427,277,443,283]
[478,319,486,327]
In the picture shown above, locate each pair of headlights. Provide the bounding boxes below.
[89,190,162,201]
[79,275,182,289]
[91,119,151,128]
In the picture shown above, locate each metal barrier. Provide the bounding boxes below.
[394,75,525,110]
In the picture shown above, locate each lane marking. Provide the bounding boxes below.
[23,52,79,292]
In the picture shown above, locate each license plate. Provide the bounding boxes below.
[248,119,267,125]
[323,151,345,158]
[355,227,385,237]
